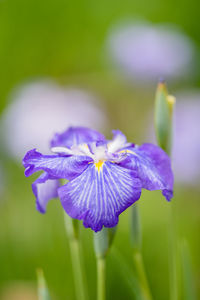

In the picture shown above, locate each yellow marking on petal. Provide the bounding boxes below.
[119,149,134,154]
[95,160,104,172]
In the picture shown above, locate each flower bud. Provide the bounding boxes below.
[154,81,175,155]
[167,95,176,117]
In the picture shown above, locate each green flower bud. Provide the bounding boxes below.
[154,81,175,155]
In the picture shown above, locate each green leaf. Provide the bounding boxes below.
[180,239,197,300]
[112,248,142,300]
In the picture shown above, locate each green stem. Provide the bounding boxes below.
[97,257,106,300]
[69,237,86,300]
[37,269,51,300]
[64,215,87,300]
[169,204,178,300]
[133,250,152,300]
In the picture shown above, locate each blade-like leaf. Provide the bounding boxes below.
[112,248,143,300]
[180,239,197,300]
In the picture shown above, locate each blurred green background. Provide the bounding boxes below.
[0,0,200,299]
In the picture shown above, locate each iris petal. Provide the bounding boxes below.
[32,172,59,213]
[23,149,92,180]
[51,126,105,148]
[120,143,173,201]
[58,161,141,232]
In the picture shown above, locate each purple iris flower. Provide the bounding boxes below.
[23,127,173,232]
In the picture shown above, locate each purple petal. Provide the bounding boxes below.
[58,161,141,232]
[51,126,105,148]
[107,130,134,153]
[120,143,173,201]
[23,149,92,180]
[32,172,59,213]
[112,129,127,143]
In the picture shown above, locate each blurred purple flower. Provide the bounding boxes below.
[23,127,173,232]
[106,21,195,82]
[1,80,107,160]
[172,91,200,185]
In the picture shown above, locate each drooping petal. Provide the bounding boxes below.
[120,143,173,201]
[23,149,92,180]
[51,126,105,148]
[32,172,59,213]
[58,161,141,232]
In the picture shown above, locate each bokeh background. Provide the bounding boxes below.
[0,1,200,299]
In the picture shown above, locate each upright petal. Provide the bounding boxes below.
[107,130,134,153]
[32,172,59,213]
[23,149,92,180]
[120,143,173,201]
[58,161,141,232]
[51,126,105,148]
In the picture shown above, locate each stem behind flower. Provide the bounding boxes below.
[97,257,106,300]
[69,236,87,300]
[64,214,87,300]
[133,250,153,300]
[169,204,178,300]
